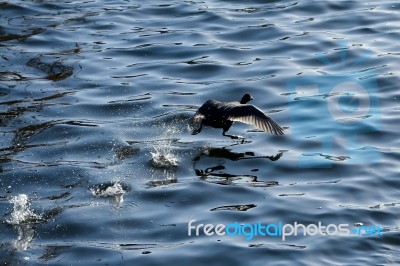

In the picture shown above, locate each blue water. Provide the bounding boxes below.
[1,0,399,265]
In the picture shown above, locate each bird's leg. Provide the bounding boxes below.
[222,131,244,140]
[192,122,203,135]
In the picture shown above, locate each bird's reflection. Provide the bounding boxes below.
[194,147,282,163]
[193,146,282,187]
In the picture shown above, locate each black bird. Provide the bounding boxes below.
[191,93,284,139]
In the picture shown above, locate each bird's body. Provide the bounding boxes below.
[192,94,284,138]
[194,99,234,131]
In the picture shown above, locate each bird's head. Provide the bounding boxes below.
[240,93,254,104]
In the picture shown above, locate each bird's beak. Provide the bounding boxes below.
[250,96,254,100]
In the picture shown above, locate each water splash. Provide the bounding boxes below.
[91,181,131,206]
[147,122,181,187]
[91,182,129,198]
[6,194,44,225]
[150,125,179,169]
[151,149,178,168]
[12,225,35,251]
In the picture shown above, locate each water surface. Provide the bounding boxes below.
[1,0,399,265]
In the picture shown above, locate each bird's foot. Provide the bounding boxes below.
[191,123,202,135]
[269,152,283,161]
[224,134,245,141]
[222,132,246,142]
[229,135,242,140]
[191,129,200,135]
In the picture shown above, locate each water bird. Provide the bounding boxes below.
[191,93,284,139]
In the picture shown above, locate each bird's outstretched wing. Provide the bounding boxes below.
[226,105,284,135]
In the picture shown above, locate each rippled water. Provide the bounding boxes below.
[1,0,399,265]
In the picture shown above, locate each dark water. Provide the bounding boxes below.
[1,0,399,265]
